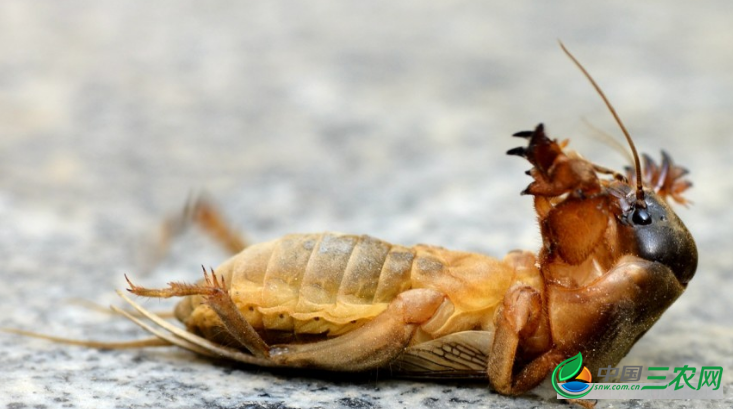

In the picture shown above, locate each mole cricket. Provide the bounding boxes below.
[5,44,697,407]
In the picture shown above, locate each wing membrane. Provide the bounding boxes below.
[389,331,492,379]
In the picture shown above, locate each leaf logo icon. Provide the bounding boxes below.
[558,353,583,381]
[552,352,592,399]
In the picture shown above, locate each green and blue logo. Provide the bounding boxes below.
[552,352,593,398]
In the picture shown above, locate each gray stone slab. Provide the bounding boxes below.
[1,1,731,408]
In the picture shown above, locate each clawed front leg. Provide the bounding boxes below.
[487,285,561,395]
[487,285,595,408]
[508,124,600,197]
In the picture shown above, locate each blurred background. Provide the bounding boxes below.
[1,2,731,408]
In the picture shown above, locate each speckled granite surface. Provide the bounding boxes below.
[1,2,732,409]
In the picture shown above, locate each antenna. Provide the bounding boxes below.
[558,41,646,209]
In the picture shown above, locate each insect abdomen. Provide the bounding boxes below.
[221,232,416,336]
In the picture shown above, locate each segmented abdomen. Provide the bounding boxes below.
[219,232,416,336]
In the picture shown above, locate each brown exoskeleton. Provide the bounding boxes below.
[5,44,697,405]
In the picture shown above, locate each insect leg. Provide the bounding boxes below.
[116,291,277,367]
[177,194,249,254]
[266,288,445,371]
[591,164,627,182]
[126,269,269,358]
[192,270,269,358]
[124,273,213,298]
[142,194,249,272]
[509,124,600,197]
[487,285,562,395]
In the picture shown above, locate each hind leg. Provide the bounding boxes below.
[142,194,249,272]
[174,194,249,254]
[127,270,445,371]
[127,268,268,358]
[266,288,444,371]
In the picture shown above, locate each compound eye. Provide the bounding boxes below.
[632,207,652,225]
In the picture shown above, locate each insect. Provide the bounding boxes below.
[5,44,697,407]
